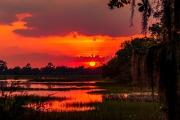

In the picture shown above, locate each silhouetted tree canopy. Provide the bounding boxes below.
[102,37,157,81]
[0,60,7,74]
[0,60,101,76]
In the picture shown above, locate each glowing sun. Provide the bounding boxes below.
[89,61,96,67]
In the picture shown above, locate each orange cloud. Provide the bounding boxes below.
[0,14,144,68]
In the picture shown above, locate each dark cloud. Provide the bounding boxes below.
[0,0,141,37]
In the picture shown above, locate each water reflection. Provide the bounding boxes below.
[103,92,159,102]
[0,80,98,89]
[0,81,8,87]
[21,83,98,89]
[27,90,102,112]
[25,81,31,88]
[0,79,102,112]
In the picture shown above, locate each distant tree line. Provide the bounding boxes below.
[0,61,101,75]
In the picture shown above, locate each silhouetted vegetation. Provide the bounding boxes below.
[108,0,180,119]
[0,61,101,76]
[102,37,157,82]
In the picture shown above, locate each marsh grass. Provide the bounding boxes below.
[65,102,100,107]
[95,101,165,120]
[0,77,165,120]
[0,94,69,120]
[0,91,165,120]
[2,101,165,120]
[13,95,68,103]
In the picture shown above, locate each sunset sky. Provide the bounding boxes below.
[0,0,147,68]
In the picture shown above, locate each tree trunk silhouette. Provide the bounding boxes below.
[149,0,179,119]
[174,0,180,119]
[150,0,180,119]
[158,42,177,120]
[131,1,180,119]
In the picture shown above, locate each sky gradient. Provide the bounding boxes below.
[0,0,144,68]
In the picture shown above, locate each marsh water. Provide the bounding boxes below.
[0,79,103,112]
[0,79,157,112]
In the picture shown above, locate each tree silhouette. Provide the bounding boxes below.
[41,62,55,75]
[108,0,180,119]
[0,60,7,74]
[102,37,157,82]
[12,66,21,75]
[148,22,162,40]
[22,63,32,75]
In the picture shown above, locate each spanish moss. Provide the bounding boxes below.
[130,0,135,27]
[141,0,151,35]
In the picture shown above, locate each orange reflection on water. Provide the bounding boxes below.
[32,100,95,112]
[27,90,102,112]
[21,83,97,89]
[0,79,103,112]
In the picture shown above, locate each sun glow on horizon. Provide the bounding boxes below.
[89,61,96,67]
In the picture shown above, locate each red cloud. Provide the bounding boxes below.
[0,0,141,37]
